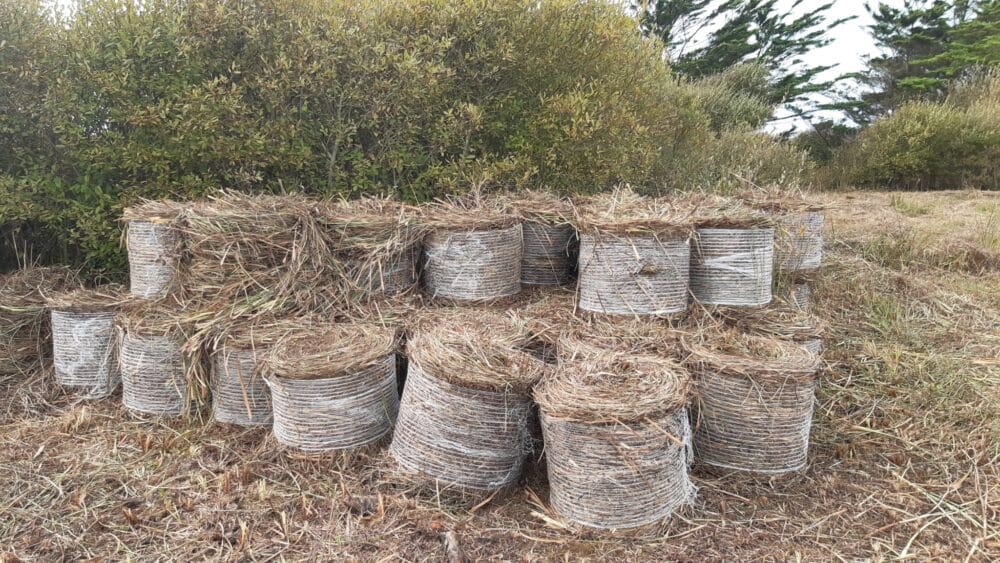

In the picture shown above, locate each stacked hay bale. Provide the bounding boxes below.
[0,266,78,375]
[741,187,826,310]
[684,329,821,474]
[690,197,775,307]
[575,189,693,315]
[122,202,185,298]
[316,198,424,297]
[47,286,125,398]
[205,319,291,426]
[420,197,522,301]
[262,322,399,452]
[508,191,577,286]
[720,301,828,355]
[118,302,191,416]
[534,340,694,529]
[390,310,550,491]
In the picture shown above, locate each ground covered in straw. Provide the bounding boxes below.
[1,190,998,561]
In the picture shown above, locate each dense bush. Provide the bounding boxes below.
[0,0,809,273]
[828,68,1000,190]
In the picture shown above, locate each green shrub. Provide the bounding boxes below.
[827,68,1000,190]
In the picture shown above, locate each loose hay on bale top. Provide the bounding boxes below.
[118,303,193,416]
[515,287,684,358]
[389,310,550,491]
[419,197,522,302]
[690,197,775,307]
[0,266,78,375]
[315,197,424,297]
[574,189,693,316]
[534,339,694,530]
[262,322,399,452]
[46,286,127,399]
[507,191,577,286]
[122,201,186,298]
[179,192,331,312]
[683,329,821,474]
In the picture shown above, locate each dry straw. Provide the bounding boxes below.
[574,189,694,316]
[262,322,399,452]
[0,266,78,375]
[684,329,821,474]
[47,286,126,398]
[534,340,694,529]
[507,191,577,286]
[791,282,812,311]
[118,303,191,416]
[122,201,186,298]
[315,197,424,296]
[390,310,550,491]
[420,195,523,301]
[179,191,330,312]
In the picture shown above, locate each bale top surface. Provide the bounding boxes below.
[535,339,691,424]
[418,193,518,232]
[121,199,188,224]
[264,322,396,380]
[45,285,127,313]
[504,190,574,225]
[407,309,551,394]
[0,266,80,311]
[314,197,424,256]
[683,328,820,381]
[572,187,694,237]
[738,185,825,213]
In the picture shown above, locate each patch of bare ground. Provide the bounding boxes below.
[1,190,998,561]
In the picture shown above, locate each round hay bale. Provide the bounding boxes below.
[577,233,690,315]
[120,331,188,416]
[690,228,774,307]
[422,225,523,301]
[534,341,694,529]
[684,330,820,474]
[211,345,271,426]
[389,311,549,490]
[47,287,124,399]
[507,191,577,286]
[521,222,576,285]
[126,220,180,298]
[262,323,398,452]
[51,310,119,398]
[776,211,823,271]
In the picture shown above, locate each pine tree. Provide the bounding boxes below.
[634,0,852,111]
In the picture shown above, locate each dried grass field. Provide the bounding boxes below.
[1,190,998,561]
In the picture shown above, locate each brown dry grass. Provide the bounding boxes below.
[1,190,998,561]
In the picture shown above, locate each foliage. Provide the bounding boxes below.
[844,0,999,124]
[828,69,1000,190]
[0,0,814,273]
[634,0,851,114]
[792,120,859,164]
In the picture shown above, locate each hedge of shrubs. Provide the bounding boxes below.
[0,0,808,274]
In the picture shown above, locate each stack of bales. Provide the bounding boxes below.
[684,328,821,474]
[690,197,775,307]
[0,266,77,376]
[390,310,550,491]
[574,189,693,316]
[507,191,577,286]
[262,322,400,452]
[46,286,125,398]
[534,339,694,529]
[420,197,523,302]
